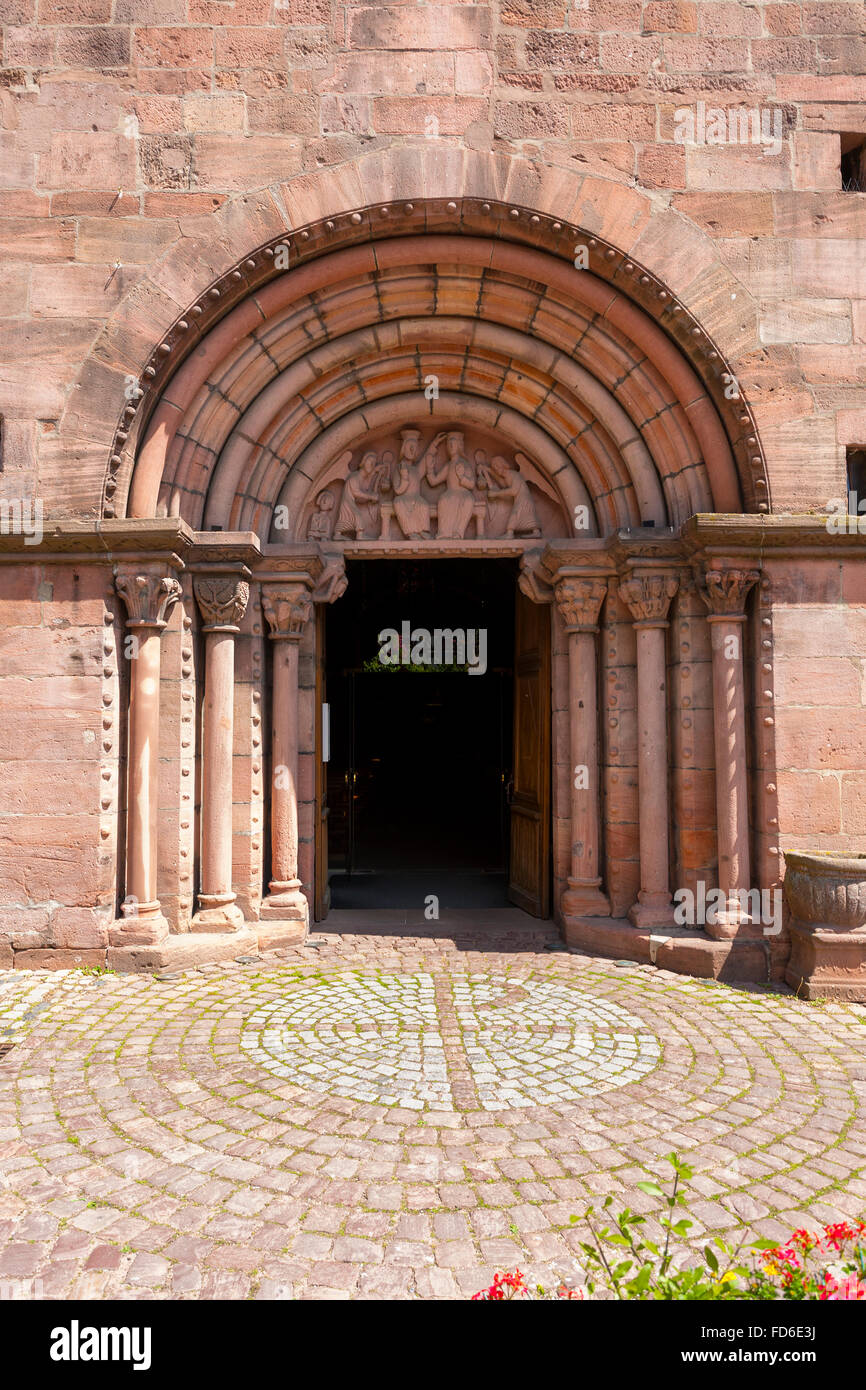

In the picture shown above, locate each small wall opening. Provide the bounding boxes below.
[846,446,866,507]
[840,134,866,191]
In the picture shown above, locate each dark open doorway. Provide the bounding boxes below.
[323,559,517,911]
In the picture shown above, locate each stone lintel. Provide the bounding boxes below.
[5,518,865,568]
[336,538,532,560]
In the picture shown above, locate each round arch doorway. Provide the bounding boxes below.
[94,194,774,980]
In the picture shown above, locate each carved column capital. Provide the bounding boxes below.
[114,564,183,629]
[619,571,679,627]
[554,576,607,631]
[193,574,250,632]
[697,567,760,620]
[261,582,313,641]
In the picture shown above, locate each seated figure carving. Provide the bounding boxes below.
[426,430,476,539]
[320,430,545,543]
[334,450,384,539]
[392,428,444,540]
[307,488,336,541]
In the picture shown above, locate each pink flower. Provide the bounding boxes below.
[818,1271,866,1300]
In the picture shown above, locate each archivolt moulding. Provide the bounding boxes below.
[102,198,770,533]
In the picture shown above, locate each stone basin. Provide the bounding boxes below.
[783,851,866,932]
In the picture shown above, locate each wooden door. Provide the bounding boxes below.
[314,608,330,921]
[508,589,551,917]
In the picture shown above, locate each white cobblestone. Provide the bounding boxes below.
[240,971,662,1110]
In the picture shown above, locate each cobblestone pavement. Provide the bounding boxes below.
[2,925,866,1300]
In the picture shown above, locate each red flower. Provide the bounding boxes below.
[472,1269,529,1301]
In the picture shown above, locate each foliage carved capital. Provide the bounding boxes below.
[115,565,183,629]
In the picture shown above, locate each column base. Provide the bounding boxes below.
[562,880,610,918]
[257,919,308,950]
[705,909,760,941]
[561,914,790,984]
[108,926,260,974]
[109,902,170,947]
[628,893,674,929]
[260,882,309,925]
[191,894,246,934]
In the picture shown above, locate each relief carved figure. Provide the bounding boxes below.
[307,488,336,541]
[426,429,476,539]
[334,450,386,540]
[320,428,548,543]
[487,454,541,538]
[392,428,440,540]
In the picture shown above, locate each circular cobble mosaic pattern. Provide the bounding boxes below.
[241,972,661,1110]
[1,928,866,1301]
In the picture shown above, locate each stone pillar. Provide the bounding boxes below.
[112,564,182,944]
[619,569,679,928]
[261,581,313,924]
[192,573,250,932]
[699,567,760,939]
[554,575,610,918]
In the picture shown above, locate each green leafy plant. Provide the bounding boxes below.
[574,1153,749,1300]
[471,1154,866,1301]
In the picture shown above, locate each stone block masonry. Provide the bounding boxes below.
[0,2,864,515]
[0,2,865,992]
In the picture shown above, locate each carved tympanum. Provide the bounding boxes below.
[554,577,608,630]
[316,426,545,543]
[698,568,760,617]
[261,583,313,640]
[619,572,679,625]
[193,575,250,631]
[115,566,183,628]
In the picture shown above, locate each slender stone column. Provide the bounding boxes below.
[261,581,313,923]
[555,576,610,918]
[619,569,679,928]
[112,564,183,945]
[192,574,250,932]
[699,567,760,939]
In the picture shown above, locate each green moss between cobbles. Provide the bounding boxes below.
[3,958,865,1266]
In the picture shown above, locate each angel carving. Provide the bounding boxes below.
[487,454,541,537]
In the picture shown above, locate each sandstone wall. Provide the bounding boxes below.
[0,0,864,521]
[0,558,117,966]
[770,554,866,858]
[1,1,866,964]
